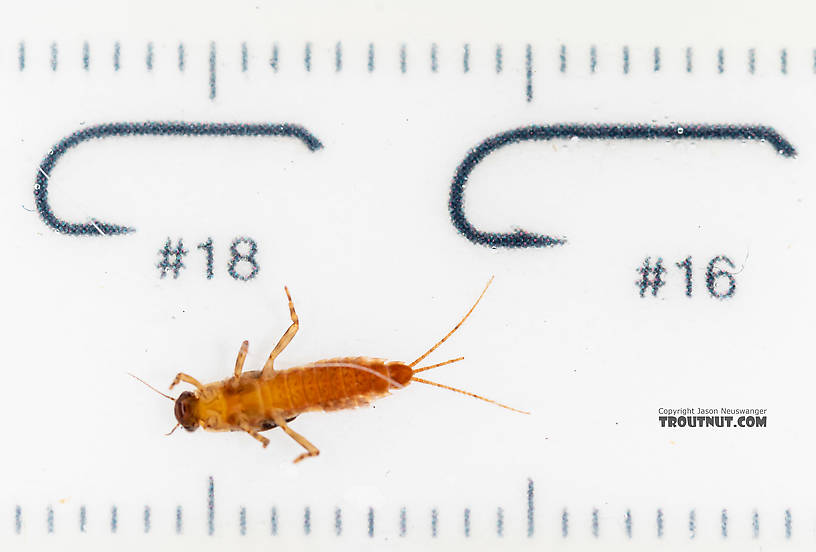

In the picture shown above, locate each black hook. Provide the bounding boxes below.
[449,123,796,248]
[35,122,323,236]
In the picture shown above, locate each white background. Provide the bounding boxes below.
[1,1,815,550]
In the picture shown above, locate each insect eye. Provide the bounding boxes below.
[175,391,195,426]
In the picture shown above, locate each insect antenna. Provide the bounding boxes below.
[408,276,494,369]
[166,423,181,436]
[411,376,529,414]
[129,373,175,401]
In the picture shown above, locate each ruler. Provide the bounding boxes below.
[3,1,815,550]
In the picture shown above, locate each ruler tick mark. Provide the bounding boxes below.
[689,509,696,539]
[303,506,311,535]
[239,506,246,536]
[50,42,58,71]
[785,509,792,539]
[144,505,151,533]
[561,508,568,537]
[623,45,630,74]
[527,478,534,537]
[334,507,342,536]
[15,506,22,534]
[431,508,438,538]
[496,507,504,537]
[270,43,279,72]
[367,507,374,537]
[399,506,407,537]
[176,505,182,534]
[721,508,728,538]
[114,42,121,71]
[209,42,217,100]
[625,509,632,539]
[46,505,54,534]
[270,507,278,536]
[592,508,599,538]
[111,505,117,534]
[11,41,813,84]
[207,476,215,535]
[335,42,342,72]
[464,508,470,537]
[304,42,312,72]
[525,44,533,102]
[79,505,86,533]
[590,45,597,73]
[657,508,664,538]
[752,509,759,538]
[146,42,154,71]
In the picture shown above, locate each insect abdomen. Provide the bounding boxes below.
[270,358,412,415]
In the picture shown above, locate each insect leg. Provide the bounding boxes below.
[169,372,205,392]
[261,286,299,378]
[234,340,249,378]
[271,412,320,463]
[239,421,270,448]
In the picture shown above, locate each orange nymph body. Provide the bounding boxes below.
[197,359,413,428]
[134,278,527,463]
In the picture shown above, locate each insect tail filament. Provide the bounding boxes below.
[410,376,529,415]
[408,276,494,369]
[412,356,464,374]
